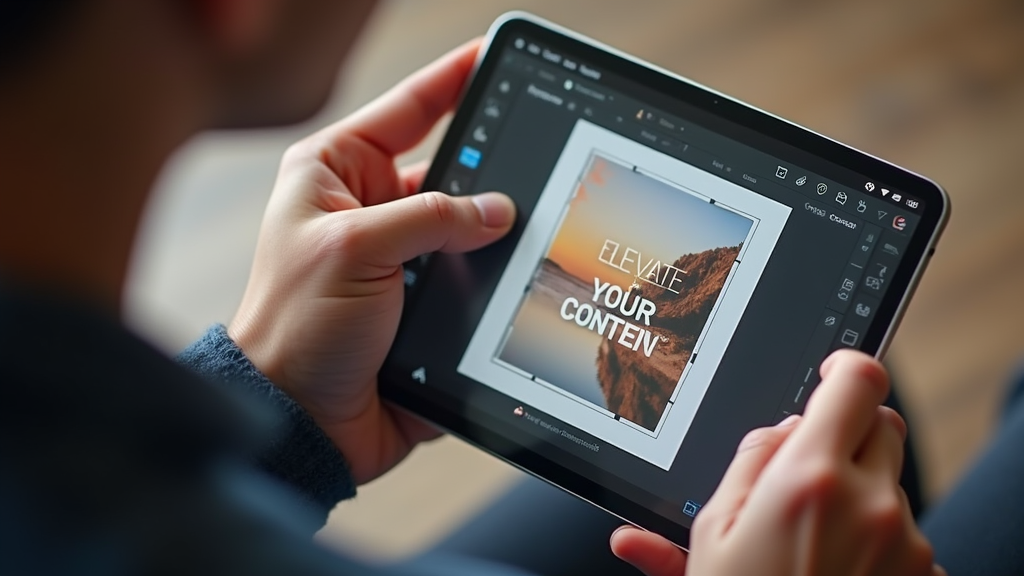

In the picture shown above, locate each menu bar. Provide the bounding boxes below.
[507,35,924,221]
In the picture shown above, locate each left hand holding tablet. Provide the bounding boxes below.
[228,39,515,485]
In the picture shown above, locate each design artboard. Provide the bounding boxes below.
[460,120,791,469]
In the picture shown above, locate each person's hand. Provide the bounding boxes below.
[610,350,945,576]
[227,39,515,485]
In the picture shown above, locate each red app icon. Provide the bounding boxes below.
[892,215,907,231]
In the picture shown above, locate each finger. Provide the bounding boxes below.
[387,402,444,445]
[333,38,482,157]
[699,415,801,535]
[793,350,890,457]
[857,408,906,484]
[892,490,941,576]
[336,191,515,275]
[398,161,430,197]
[879,404,908,441]
[610,526,688,576]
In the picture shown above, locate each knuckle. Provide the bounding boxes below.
[911,537,937,574]
[792,460,843,504]
[689,505,718,539]
[867,495,904,536]
[282,140,314,166]
[419,191,456,225]
[322,217,367,259]
[878,406,908,437]
[737,428,767,452]
[856,354,888,393]
[897,530,936,575]
[736,425,781,453]
[840,350,890,397]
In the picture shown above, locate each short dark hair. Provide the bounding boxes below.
[1,0,78,74]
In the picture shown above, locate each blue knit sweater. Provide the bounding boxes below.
[0,288,526,575]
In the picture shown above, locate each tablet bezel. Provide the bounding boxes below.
[379,12,949,549]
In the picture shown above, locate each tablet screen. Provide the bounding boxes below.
[382,16,946,544]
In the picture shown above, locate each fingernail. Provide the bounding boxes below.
[777,414,800,427]
[610,525,634,540]
[472,192,515,228]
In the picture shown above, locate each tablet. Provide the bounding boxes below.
[380,12,949,548]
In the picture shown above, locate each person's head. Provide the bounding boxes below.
[0,0,378,128]
[0,0,379,308]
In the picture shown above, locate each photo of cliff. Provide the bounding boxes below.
[596,245,740,430]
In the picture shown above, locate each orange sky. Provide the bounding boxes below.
[545,156,752,291]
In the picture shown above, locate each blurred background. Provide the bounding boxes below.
[125,0,1024,563]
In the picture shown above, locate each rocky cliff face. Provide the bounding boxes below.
[596,245,741,430]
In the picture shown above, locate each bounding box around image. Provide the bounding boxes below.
[459,120,791,469]
[497,154,753,432]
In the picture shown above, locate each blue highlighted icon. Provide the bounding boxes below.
[682,500,702,518]
[459,146,482,169]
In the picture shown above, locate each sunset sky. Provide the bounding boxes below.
[546,156,753,291]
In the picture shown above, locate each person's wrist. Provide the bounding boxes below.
[228,308,284,388]
[315,396,396,485]
[229,315,366,471]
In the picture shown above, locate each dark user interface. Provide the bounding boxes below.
[387,33,925,529]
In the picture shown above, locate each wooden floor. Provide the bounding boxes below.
[127,0,1024,562]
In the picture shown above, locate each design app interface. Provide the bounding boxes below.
[390,34,925,527]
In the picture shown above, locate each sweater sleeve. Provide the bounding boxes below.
[177,325,356,522]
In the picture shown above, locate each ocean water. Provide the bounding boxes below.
[498,274,608,409]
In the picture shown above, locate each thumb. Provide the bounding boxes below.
[336,191,516,272]
[696,415,801,540]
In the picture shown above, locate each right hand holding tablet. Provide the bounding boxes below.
[610,350,945,576]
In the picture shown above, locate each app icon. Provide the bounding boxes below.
[776,166,788,179]
[459,146,482,169]
[891,193,903,203]
[795,175,807,186]
[513,406,525,417]
[881,188,890,197]
[403,269,417,287]
[877,210,888,220]
[841,329,860,346]
[472,126,488,143]
[865,182,876,192]
[483,98,502,118]
[857,200,867,213]
[836,191,848,205]
[411,367,427,384]
[892,215,907,231]
[683,500,703,518]
[906,198,920,209]
[448,175,469,194]
[855,303,871,317]
[816,182,828,195]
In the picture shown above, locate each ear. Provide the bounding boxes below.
[190,0,278,55]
